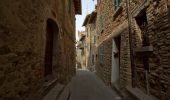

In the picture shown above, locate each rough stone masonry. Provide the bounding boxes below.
[95,0,170,99]
[0,0,81,100]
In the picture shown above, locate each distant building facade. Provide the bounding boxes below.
[0,0,81,99]
[77,31,86,69]
[95,0,170,99]
[83,11,97,71]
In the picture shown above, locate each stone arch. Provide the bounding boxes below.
[44,18,59,77]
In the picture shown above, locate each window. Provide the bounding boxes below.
[135,11,149,46]
[113,0,122,10]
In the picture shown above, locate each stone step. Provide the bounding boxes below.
[127,87,155,100]
[58,83,71,100]
[43,83,64,100]
[42,78,58,96]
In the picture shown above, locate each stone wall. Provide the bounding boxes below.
[87,22,96,71]
[96,39,112,86]
[95,0,111,86]
[0,0,76,99]
[95,0,131,87]
[86,25,90,68]
[130,0,170,99]
[95,0,170,99]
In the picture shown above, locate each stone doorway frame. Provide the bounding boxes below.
[44,18,59,77]
[111,35,121,87]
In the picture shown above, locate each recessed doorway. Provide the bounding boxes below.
[44,19,59,77]
[111,36,121,86]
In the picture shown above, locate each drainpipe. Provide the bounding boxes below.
[125,0,136,87]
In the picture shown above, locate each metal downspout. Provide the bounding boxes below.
[125,0,135,87]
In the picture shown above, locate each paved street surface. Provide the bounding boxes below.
[67,69,121,100]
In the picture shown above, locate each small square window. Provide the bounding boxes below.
[113,0,122,10]
[135,10,150,46]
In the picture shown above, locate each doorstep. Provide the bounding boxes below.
[43,83,64,100]
[126,87,155,100]
[42,78,58,96]
[58,82,71,100]
[111,83,124,99]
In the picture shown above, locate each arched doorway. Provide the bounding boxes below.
[44,19,59,77]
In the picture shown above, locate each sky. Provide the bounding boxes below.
[75,0,96,41]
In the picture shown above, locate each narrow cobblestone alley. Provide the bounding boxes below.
[1,0,170,100]
[59,69,121,100]
[43,69,121,100]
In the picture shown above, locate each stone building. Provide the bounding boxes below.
[83,11,97,71]
[95,0,170,99]
[127,0,170,99]
[77,31,86,69]
[0,0,81,100]
[83,14,91,69]
[76,48,82,69]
